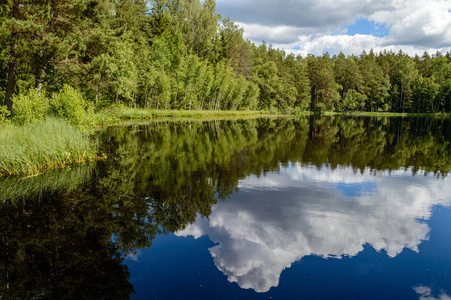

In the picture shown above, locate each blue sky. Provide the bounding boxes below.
[215,0,451,56]
[342,18,390,38]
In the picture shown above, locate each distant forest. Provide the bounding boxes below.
[1,0,451,113]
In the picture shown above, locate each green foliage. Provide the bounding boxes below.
[0,118,96,176]
[11,89,50,125]
[342,89,367,111]
[51,85,94,128]
[253,60,281,109]
[292,58,311,111]
[97,107,268,121]
[308,54,340,111]
[0,105,10,124]
[9,86,95,128]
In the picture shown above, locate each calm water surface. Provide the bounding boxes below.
[1,116,451,299]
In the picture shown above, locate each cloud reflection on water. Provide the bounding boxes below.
[414,286,451,300]
[176,163,451,293]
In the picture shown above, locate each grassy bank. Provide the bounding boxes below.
[334,111,451,117]
[294,110,451,117]
[0,118,96,177]
[95,107,451,125]
[1,107,447,177]
[95,107,285,124]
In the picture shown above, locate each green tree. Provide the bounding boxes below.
[412,75,439,113]
[308,54,340,111]
[396,52,418,112]
[430,55,451,112]
[360,50,390,111]
[291,56,311,111]
[334,52,365,110]
[2,0,120,110]
[253,60,281,110]
[219,17,252,78]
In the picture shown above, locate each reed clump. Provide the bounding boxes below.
[0,118,96,176]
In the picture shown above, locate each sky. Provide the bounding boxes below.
[214,0,451,56]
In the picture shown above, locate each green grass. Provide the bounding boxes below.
[93,107,451,128]
[330,111,451,118]
[0,118,97,177]
[292,110,451,118]
[95,107,283,124]
[307,111,408,117]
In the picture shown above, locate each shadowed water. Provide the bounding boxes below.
[1,116,450,299]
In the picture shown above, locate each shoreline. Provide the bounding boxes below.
[1,111,449,177]
[95,108,451,126]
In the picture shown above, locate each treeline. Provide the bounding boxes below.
[1,0,451,114]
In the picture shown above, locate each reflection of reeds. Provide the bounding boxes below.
[0,118,96,176]
[0,163,94,201]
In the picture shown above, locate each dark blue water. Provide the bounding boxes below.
[125,164,451,299]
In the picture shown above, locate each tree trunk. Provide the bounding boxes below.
[191,18,195,53]
[35,51,45,96]
[5,0,20,112]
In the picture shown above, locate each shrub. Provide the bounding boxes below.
[0,105,10,124]
[50,85,94,128]
[291,107,307,116]
[12,89,50,125]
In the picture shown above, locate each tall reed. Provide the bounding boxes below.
[0,118,96,176]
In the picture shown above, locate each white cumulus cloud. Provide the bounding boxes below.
[216,0,451,55]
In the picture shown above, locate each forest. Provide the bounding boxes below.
[1,0,451,116]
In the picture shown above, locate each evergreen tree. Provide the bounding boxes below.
[308,54,340,111]
[360,50,390,111]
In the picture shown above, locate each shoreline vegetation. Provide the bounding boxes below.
[1,0,450,177]
[96,107,451,122]
[1,108,449,178]
[95,108,281,124]
[0,118,96,177]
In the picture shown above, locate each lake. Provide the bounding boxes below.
[1,116,451,299]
